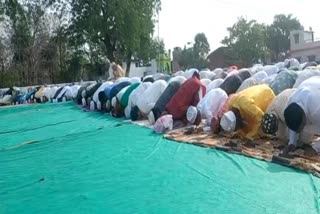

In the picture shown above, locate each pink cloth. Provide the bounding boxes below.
[153,115,173,133]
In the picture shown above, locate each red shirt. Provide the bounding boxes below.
[166,76,206,120]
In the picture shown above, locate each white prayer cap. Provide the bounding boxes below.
[148,111,155,124]
[220,111,236,133]
[186,106,198,124]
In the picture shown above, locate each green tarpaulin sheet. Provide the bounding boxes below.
[1,102,320,214]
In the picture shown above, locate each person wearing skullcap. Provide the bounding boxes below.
[56,86,71,102]
[148,81,181,124]
[76,83,91,105]
[111,85,130,117]
[284,58,301,70]
[199,70,216,80]
[219,74,243,96]
[220,84,275,140]
[115,83,141,116]
[283,76,320,155]
[131,80,167,121]
[168,76,187,85]
[197,88,228,129]
[269,69,297,95]
[206,79,224,93]
[84,82,102,105]
[293,69,320,88]
[69,85,80,99]
[164,72,206,126]
[261,89,297,141]
[80,83,96,106]
[104,81,131,112]
[183,68,199,79]
[125,82,152,119]
[90,81,113,111]
[237,69,251,82]
[35,86,45,101]
[142,76,154,83]
[153,73,171,82]
[263,65,279,76]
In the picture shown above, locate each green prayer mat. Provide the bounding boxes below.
[1,102,320,214]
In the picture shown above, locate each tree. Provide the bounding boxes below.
[222,17,269,67]
[172,33,210,70]
[193,33,210,69]
[193,33,210,59]
[266,14,303,61]
[69,0,161,76]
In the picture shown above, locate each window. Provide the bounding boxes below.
[308,55,316,62]
[294,34,299,44]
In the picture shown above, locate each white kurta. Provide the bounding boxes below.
[287,76,320,145]
[200,79,211,88]
[207,79,224,92]
[252,71,268,82]
[183,68,199,79]
[115,77,130,84]
[112,85,130,107]
[65,85,80,99]
[168,76,187,85]
[293,69,320,88]
[57,86,70,100]
[92,81,113,103]
[125,82,152,118]
[197,88,228,126]
[48,87,59,100]
[200,70,215,80]
[136,80,168,115]
[263,65,279,76]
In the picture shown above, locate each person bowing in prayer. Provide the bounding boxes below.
[282,76,320,155]
[220,84,275,140]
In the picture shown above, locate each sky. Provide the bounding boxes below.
[156,0,320,52]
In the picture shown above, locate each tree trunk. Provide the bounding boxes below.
[125,53,132,77]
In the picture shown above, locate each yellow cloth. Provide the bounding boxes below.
[35,87,45,99]
[228,84,275,140]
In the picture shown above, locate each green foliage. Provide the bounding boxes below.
[266,14,303,61]
[69,0,160,70]
[0,0,161,85]
[222,17,269,67]
[222,14,304,66]
[175,33,210,70]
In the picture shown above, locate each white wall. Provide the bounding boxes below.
[108,59,158,79]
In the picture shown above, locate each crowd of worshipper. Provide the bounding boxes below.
[1,59,320,156]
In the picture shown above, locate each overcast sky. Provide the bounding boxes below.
[156,0,320,52]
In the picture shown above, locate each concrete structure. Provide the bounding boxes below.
[108,59,158,79]
[290,30,320,63]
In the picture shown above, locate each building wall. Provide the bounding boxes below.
[291,47,320,63]
[290,30,320,63]
[108,60,158,79]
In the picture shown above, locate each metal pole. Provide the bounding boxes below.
[158,11,161,73]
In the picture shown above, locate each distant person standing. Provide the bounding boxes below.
[110,62,125,80]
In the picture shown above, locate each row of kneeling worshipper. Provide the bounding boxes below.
[2,58,320,156]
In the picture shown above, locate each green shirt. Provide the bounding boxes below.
[120,83,140,109]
